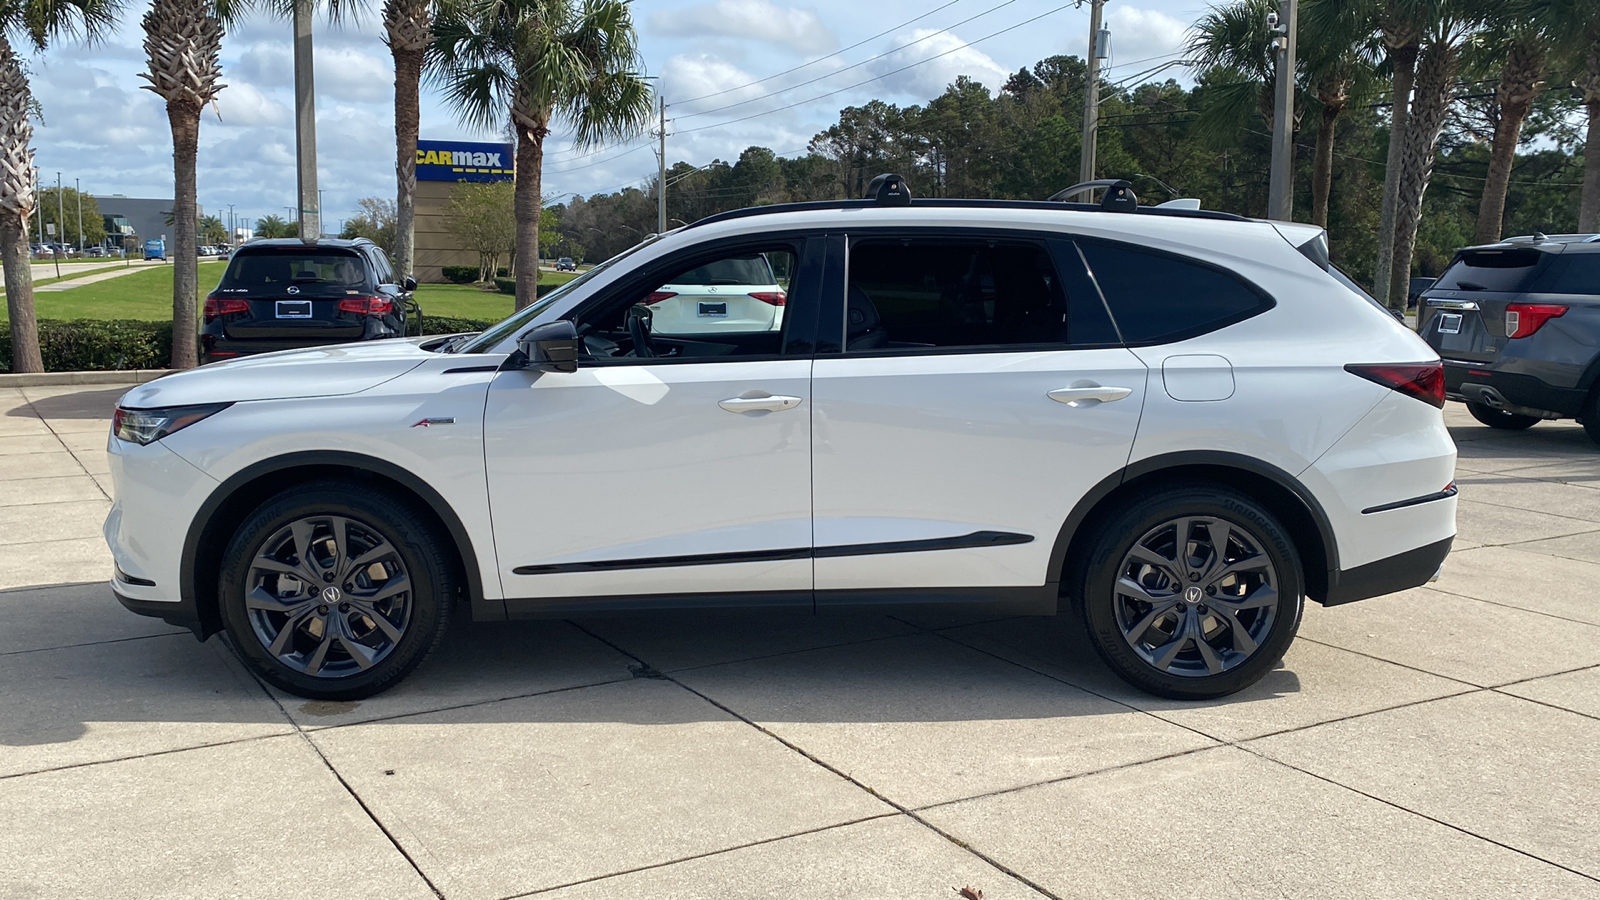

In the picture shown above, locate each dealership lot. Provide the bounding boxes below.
[1,383,1598,899]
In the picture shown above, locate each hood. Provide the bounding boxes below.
[120,340,434,408]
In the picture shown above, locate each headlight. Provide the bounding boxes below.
[112,403,232,445]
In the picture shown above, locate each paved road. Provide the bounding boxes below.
[0,387,1597,899]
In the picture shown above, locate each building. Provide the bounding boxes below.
[91,195,203,251]
[413,139,514,283]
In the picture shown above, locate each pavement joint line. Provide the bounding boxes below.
[0,577,119,595]
[498,812,905,899]
[565,619,1071,900]
[1488,687,1600,724]
[1486,661,1600,690]
[292,672,639,733]
[1417,583,1600,629]
[1294,635,1493,689]
[243,660,448,899]
[1235,743,1600,885]
[1454,495,1600,526]
[0,731,287,782]
[15,394,107,500]
[927,624,1600,881]
[0,628,188,657]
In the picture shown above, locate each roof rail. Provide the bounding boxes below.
[685,197,1248,231]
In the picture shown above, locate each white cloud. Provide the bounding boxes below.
[213,82,291,128]
[652,0,836,55]
[1101,6,1189,74]
[864,28,1009,99]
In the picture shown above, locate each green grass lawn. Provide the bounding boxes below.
[2,263,575,323]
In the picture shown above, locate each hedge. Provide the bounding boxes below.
[0,319,173,372]
[417,315,497,335]
[440,266,479,284]
[494,278,562,298]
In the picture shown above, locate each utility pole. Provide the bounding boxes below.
[33,169,42,248]
[1267,0,1298,221]
[292,0,320,243]
[1079,0,1106,186]
[657,94,667,234]
[75,178,83,252]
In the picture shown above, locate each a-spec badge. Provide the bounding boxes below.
[411,417,456,428]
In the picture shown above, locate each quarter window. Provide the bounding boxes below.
[1531,254,1600,295]
[844,238,1111,352]
[1077,241,1271,345]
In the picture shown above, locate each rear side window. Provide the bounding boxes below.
[1077,241,1271,345]
[1434,248,1546,292]
[1530,254,1600,295]
[221,251,369,294]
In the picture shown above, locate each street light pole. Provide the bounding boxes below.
[54,172,62,277]
[1267,0,1298,221]
[292,0,320,243]
[75,178,83,252]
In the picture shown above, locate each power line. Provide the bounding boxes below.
[545,142,654,175]
[674,0,969,105]
[675,0,1081,137]
[676,0,1027,120]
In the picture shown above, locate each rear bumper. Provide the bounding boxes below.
[1444,363,1586,418]
[1323,536,1453,606]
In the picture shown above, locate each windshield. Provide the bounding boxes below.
[457,235,664,353]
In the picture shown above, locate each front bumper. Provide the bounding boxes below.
[114,584,206,639]
[1323,535,1453,606]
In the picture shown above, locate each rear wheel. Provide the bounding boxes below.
[1079,485,1304,700]
[1466,401,1539,431]
[219,481,454,700]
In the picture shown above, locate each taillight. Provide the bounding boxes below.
[748,291,787,306]
[646,291,677,305]
[1345,362,1446,408]
[1506,303,1566,339]
[203,296,249,322]
[338,296,393,316]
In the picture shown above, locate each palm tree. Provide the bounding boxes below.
[1301,0,1379,229]
[1536,1,1600,231]
[1,0,122,373]
[253,213,296,238]
[430,0,652,310]
[141,0,239,368]
[385,0,431,278]
[1187,0,1278,138]
[1469,18,1547,243]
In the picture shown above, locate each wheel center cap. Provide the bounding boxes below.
[320,586,342,604]
[1183,586,1203,604]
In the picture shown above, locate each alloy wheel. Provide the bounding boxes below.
[1113,515,1279,677]
[245,515,412,678]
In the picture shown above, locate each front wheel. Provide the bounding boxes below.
[1078,485,1304,700]
[219,481,455,700]
[1466,401,1539,431]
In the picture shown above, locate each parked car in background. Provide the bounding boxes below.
[556,257,577,271]
[85,246,108,258]
[109,183,1456,703]
[199,237,416,364]
[1417,234,1600,440]
[641,252,787,335]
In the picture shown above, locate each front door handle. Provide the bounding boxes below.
[718,394,803,413]
[1047,385,1133,406]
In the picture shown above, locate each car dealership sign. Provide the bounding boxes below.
[416,140,514,183]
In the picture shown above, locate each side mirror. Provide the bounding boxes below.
[402,275,418,291]
[517,320,579,373]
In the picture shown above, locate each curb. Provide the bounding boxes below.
[0,369,168,388]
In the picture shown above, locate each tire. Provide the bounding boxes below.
[1078,484,1304,700]
[1583,395,1600,447]
[1466,401,1539,431]
[219,481,455,700]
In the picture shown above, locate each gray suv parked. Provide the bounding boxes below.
[1418,234,1600,442]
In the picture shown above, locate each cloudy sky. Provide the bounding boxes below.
[26,0,1204,231]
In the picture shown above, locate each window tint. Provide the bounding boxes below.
[1077,241,1269,344]
[1434,249,1546,292]
[845,239,1103,351]
[219,251,368,296]
[1530,254,1600,295]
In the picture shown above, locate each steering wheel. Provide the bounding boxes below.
[626,304,657,358]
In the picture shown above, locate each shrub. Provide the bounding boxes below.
[0,319,174,372]
[494,277,515,295]
[440,266,479,284]
[496,267,509,278]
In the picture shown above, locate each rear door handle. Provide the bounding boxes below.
[718,394,803,413]
[1047,385,1133,406]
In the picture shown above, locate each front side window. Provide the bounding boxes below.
[843,238,1110,352]
[573,244,800,363]
[1077,240,1271,345]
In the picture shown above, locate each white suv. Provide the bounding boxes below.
[106,186,1457,701]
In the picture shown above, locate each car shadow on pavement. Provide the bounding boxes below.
[0,581,1304,752]
[8,388,128,420]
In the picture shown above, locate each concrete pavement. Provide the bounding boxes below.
[1,384,1598,899]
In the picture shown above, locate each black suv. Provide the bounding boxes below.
[201,238,416,363]
[1417,235,1600,442]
